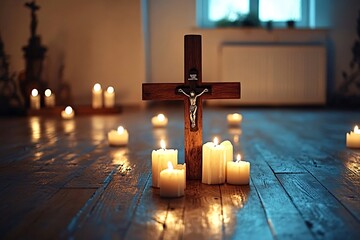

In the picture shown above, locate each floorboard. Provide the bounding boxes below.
[0,107,359,239]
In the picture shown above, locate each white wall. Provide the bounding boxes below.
[147,0,360,101]
[1,0,359,106]
[0,0,145,106]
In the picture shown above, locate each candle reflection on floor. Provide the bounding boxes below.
[91,117,106,143]
[29,117,41,142]
[110,148,133,175]
[62,120,75,134]
[44,120,57,144]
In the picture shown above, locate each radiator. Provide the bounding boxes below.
[215,44,326,105]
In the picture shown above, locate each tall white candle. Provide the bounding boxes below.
[227,154,250,185]
[346,125,360,148]
[44,89,55,107]
[108,126,129,146]
[151,113,168,127]
[92,83,103,109]
[61,106,75,119]
[221,140,233,179]
[202,137,227,185]
[104,86,115,108]
[30,89,40,110]
[152,140,178,188]
[159,162,185,198]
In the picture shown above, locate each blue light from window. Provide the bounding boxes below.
[259,0,302,21]
[209,0,249,21]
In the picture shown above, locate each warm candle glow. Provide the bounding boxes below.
[167,161,174,170]
[354,125,360,134]
[236,154,242,163]
[213,137,219,146]
[117,126,124,134]
[157,113,165,121]
[160,139,166,149]
[107,86,114,93]
[31,89,38,97]
[44,89,52,97]
[232,113,241,120]
[93,83,101,91]
[65,106,73,114]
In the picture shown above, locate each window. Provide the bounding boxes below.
[196,0,314,28]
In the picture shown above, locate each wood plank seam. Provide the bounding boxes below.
[64,164,121,237]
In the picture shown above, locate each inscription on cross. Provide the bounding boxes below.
[142,35,241,180]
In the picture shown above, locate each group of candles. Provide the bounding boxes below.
[30,88,56,109]
[150,136,249,198]
[149,112,247,198]
[152,140,186,198]
[202,138,249,185]
[92,83,116,109]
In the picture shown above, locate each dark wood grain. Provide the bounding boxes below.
[0,107,359,239]
[278,173,360,239]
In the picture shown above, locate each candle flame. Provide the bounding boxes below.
[160,139,166,149]
[213,137,219,146]
[44,89,52,97]
[354,125,360,134]
[31,89,38,97]
[158,113,165,121]
[167,161,174,170]
[94,83,101,91]
[65,106,73,114]
[232,113,241,120]
[236,154,242,163]
[107,86,114,93]
[117,126,124,134]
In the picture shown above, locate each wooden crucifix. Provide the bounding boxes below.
[142,35,241,180]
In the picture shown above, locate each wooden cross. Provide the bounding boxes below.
[142,35,241,180]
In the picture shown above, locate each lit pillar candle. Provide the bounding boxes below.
[221,140,233,179]
[104,86,115,108]
[108,126,129,146]
[151,113,168,127]
[30,89,40,110]
[92,83,103,109]
[202,137,226,185]
[152,140,178,188]
[44,89,55,107]
[227,154,250,185]
[61,106,75,119]
[346,125,360,148]
[227,113,242,126]
[159,162,185,198]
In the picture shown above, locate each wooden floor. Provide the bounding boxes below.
[0,106,359,239]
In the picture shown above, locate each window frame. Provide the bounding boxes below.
[196,0,312,28]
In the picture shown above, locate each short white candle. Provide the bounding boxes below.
[44,89,56,107]
[151,113,168,127]
[227,113,242,126]
[159,162,185,198]
[61,106,75,119]
[108,126,129,146]
[30,89,40,110]
[346,125,360,148]
[202,137,227,185]
[104,86,115,108]
[227,154,250,185]
[92,83,103,109]
[152,140,178,188]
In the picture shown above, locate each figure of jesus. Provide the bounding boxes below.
[178,88,208,128]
